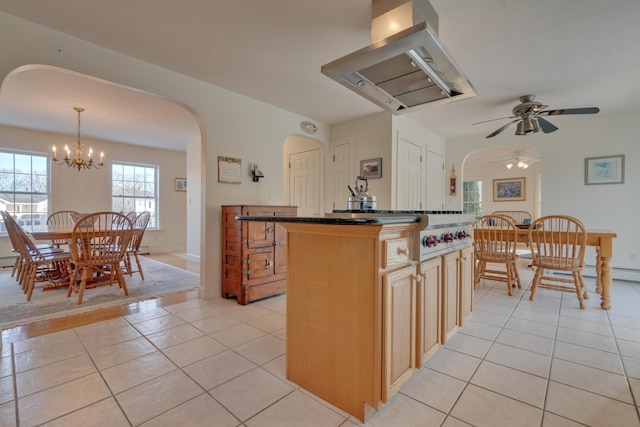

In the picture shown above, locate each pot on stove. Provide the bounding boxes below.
[347,176,377,210]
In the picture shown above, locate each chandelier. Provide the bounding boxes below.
[52,107,104,171]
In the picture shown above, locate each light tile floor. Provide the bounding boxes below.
[2,268,640,426]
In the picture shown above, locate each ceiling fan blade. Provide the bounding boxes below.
[472,115,516,125]
[537,117,558,133]
[486,119,519,138]
[539,107,600,116]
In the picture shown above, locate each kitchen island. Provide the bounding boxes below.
[237,214,474,422]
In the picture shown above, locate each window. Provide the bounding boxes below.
[111,162,158,228]
[0,149,50,233]
[463,180,482,216]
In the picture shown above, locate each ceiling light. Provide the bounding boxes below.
[522,118,534,134]
[506,162,514,169]
[52,107,104,171]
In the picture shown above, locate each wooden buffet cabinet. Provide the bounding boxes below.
[281,220,474,422]
[221,205,297,305]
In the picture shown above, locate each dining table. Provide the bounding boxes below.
[477,226,617,309]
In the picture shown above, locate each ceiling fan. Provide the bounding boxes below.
[490,151,538,169]
[473,94,600,138]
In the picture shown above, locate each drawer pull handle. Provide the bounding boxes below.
[397,247,409,256]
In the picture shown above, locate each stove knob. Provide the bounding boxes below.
[442,232,454,243]
[422,234,439,247]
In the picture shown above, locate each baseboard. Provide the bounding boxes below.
[556,265,640,283]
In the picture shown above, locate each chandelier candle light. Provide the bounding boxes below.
[52,107,104,171]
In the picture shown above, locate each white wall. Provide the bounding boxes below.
[330,112,393,209]
[0,125,187,260]
[0,12,329,299]
[329,112,446,211]
[464,162,540,217]
[446,111,640,273]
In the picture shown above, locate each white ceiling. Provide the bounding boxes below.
[0,0,639,158]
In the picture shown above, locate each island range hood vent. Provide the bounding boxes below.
[321,0,475,113]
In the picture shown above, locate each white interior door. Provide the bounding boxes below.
[332,141,352,210]
[289,149,321,216]
[397,138,423,209]
[426,150,444,210]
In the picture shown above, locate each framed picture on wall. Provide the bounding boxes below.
[360,158,382,179]
[584,155,625,185]
[493,177,525,201]
[174,178,187,191]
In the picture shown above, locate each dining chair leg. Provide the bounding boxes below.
[115,265,129,296]
[25,265,37,300]
[134,252,145,280]
[529,267,544,301]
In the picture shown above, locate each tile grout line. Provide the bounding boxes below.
[10,343,19,427]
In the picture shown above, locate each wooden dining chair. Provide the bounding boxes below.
[66,211,134,304]
[473,214,521,295]
[1,210,72,300]
[47,210,78,247]
[528,215,588,308]
[122,211,151,279]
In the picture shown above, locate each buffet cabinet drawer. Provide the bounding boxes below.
[382,237,412,269]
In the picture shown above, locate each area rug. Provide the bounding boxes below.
[0,257,200,329]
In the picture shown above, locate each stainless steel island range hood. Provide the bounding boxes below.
[321,0,475,113]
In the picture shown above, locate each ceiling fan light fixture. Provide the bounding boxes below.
[532,118,541,133]
[522,118,534,134]
[515,121,525,135]
[506,162,514,169]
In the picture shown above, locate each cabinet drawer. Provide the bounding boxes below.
[382,237,412,269]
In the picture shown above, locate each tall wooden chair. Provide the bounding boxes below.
[1,210,72,300]
[47,210,78,247]
[528,215,588,308]
[66,212,134,304]
[122,211,151,279]
[473,214,521,295]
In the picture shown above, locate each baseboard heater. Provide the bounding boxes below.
[555,265,640,283]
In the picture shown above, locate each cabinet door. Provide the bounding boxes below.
[441,251,459,343]
[244,250,275,280]
[458,246,474,326]
[417,258,441,366]
[383,264,416,401]
[243,207,275,248]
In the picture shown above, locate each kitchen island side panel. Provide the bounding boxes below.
[284,223,384,421]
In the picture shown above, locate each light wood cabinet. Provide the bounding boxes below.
[441,246,475,342]
[221,205,296,305]
[282,221,474,422]
[382,264,416,401]
[441,251,459,343]
[417,257,441,366]
[459,246,475,325]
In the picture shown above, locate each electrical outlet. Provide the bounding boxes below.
[268,192,276,201]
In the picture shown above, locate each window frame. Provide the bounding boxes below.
[0,148,51,234]
[462,179,483,216]
[111,161,159,229]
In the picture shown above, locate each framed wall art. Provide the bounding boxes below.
[360,158,382,179]
[493,177,525,202]
[174,178,187,192]
[585,154,625,185]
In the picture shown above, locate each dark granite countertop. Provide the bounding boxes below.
[235,215,420,225]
